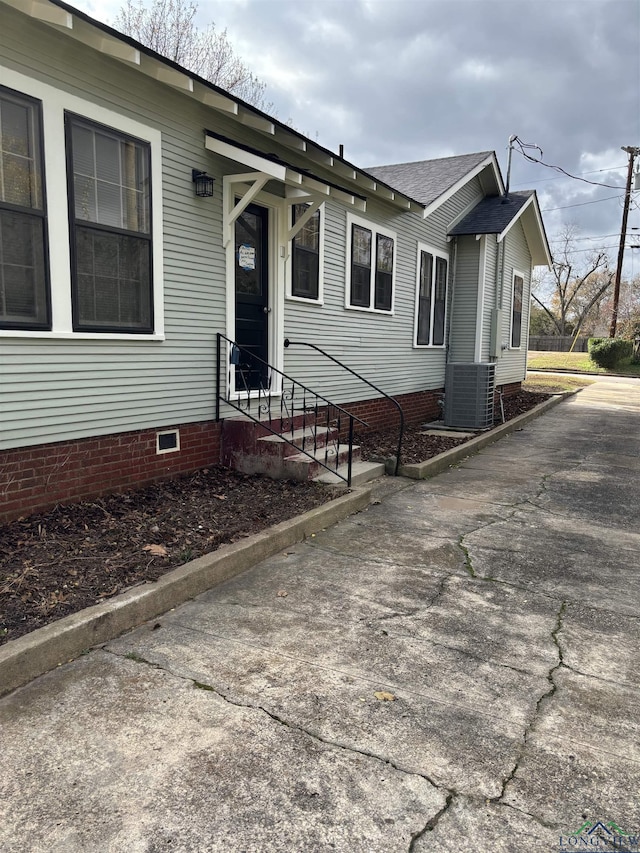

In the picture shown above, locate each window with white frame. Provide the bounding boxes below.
[66,114,153,333]
[511,271,524,348]
[415,244,448,346]
[290,202,322,301]
[0,65,163,340]
[0,86,49,330]
[347,215,395,312]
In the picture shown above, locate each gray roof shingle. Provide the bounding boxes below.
[366,151,493,206]
[449,190,534,236]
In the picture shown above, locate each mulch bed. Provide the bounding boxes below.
[1,389,549,645]
[0,469,337,645]
[357,389,550,464]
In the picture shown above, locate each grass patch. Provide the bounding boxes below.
[527,351,640,377]
[523,374,594,393]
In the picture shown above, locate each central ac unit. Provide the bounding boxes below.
[443,362,496,429]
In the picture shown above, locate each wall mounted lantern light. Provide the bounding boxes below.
[192,169,215,197]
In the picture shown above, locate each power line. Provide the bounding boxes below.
[511,136,624,189]
[549,233,627,242]
[512,164,627,188]
[542,194,624,212]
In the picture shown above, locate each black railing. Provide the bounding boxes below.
[216,333,368,487]
[284,338,405,475]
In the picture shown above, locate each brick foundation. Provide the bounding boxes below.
[0,386,479,524]
[0,421,221,524]
[496,381,522,401]
[343,388,444,434]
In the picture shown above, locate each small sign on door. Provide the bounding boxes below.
[238,244,256,271]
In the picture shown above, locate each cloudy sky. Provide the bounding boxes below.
[75,0,640,276]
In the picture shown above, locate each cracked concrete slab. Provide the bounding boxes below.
[382,574,561,676]
[502,668,640,830]
[0,651,445,853]
[560,603,640,688]
[464,511,640,614]
[2,375,640,850]
[413,796,562,850]
[106,594,544,797]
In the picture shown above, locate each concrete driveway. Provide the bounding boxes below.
[1,376,639,852]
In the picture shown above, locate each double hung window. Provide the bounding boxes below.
[66,114,153,333]
[511,271,524,348]
[291,203,321,300]
[0,86,49,330]
[347,216,395,312]
[415,245,448,346]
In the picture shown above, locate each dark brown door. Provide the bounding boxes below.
[234,203,269,390]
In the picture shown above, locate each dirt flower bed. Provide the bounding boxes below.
[1,389,550,645]
[356,389,551,464]
[1,469,337,645]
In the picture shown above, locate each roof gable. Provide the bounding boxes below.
[367,152,499,208]
[449,191,533,236]
[450,190,552,267]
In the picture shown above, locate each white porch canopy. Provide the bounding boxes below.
[204,131,367,248]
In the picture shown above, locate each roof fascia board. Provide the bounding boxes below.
[144,58,194,92]
[497,195,552,267]
[239,109,275,135]
[83,30,140,63]
[25,0,72,27]
[447,191,484,233]
[496,195,534,242]
[422,154,503,219]
[196,84,238,115]
[275,128,307,152]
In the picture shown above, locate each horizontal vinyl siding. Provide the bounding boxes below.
[282,180,485,408]
[481,237,498,361]
[448,236,480,364]
[497,220,531,384]
[0,6,491,448]
[0,7,233,450]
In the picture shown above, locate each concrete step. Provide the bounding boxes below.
[257,425,336,458]
[314,460,386,487]
[282,444,360,481]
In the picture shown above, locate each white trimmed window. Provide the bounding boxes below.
[415,243,448,347]
[0,65,164,340]
[511,270,524,348]
[66,114,153,333]
[346,214,395,313]
[288,202,323,302]
[0,86,49,330]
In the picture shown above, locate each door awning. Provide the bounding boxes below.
[205,130,368,246]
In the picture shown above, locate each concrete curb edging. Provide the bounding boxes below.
[398,392,574,480]
[0,485,373,698]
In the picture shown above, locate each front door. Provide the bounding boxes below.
[234,203,269,390]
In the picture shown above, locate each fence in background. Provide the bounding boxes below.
[528,335,590,353]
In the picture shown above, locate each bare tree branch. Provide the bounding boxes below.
[113,0,271,110]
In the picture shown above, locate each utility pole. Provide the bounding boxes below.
[609,145,640,337]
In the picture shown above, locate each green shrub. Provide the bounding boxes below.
[588,337,606,352]
[589,338,633,369]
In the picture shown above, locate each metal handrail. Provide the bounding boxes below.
[284,338,405,475]
[216,333,368,486]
